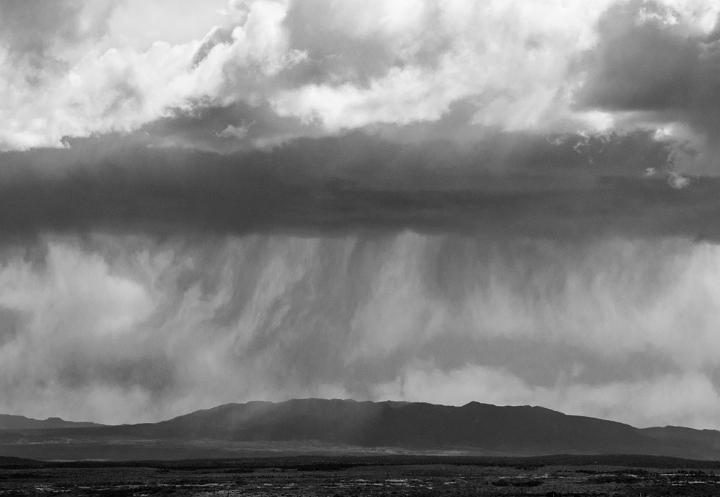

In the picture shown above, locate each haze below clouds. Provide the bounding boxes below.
[1,0,720,429]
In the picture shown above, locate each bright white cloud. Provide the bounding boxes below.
[3,0,719,152]
[0,0,301,150]
[273,0,613,131]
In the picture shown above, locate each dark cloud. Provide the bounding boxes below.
[139,101,323,152]
[578,0,720,141]
[580,1,697,112]
[1,130,715,240]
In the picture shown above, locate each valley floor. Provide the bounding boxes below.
[1,456,720,496]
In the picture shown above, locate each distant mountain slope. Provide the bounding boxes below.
[0,413,100,431]
[640,426,720,452]
[2,399,720,460]
[81,399,720,459]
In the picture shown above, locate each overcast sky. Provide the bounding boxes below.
[1,0,720,429]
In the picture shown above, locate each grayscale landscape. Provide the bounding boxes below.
[3,399,720,461]
[2,0,720,494]
[2,400,720,494]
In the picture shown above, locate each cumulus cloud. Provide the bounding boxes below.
[3,0,720,158]
[0,0,618,150]
[272,0,611,132]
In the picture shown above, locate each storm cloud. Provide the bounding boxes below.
[2,233,720,429]
[2,0,720,430]
[0,131,710,239]
[578,0,720,170]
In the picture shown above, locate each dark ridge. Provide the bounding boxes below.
[2,399,720,461]
[0,413,101,431]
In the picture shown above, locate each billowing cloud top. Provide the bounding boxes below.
[0,0,717,155]
[1,0,720,429]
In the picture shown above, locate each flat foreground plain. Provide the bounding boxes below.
[2,455,720,496]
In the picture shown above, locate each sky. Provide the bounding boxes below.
[1,0,720,429]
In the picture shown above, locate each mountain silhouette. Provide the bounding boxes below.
[2,399,720,460]
[0,414,100,431]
